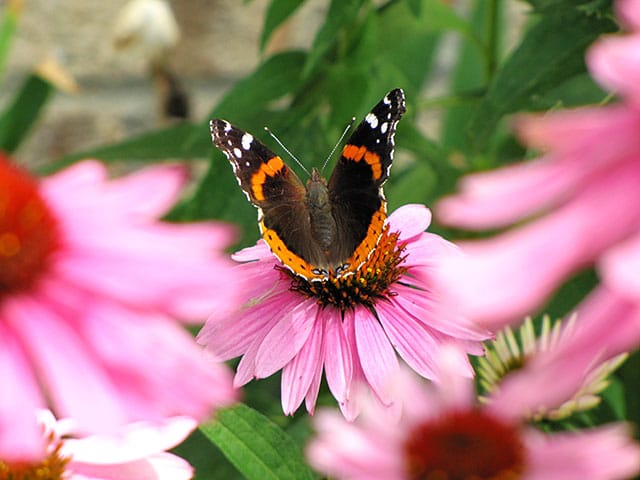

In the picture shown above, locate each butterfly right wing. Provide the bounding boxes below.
[210,119,328,280]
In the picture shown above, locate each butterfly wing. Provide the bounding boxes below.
[327,88,406,270]
[210,119,328,280]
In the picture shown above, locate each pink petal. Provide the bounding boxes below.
[0,321,46,461]
[234,338,262,387]
[5,296,129,432]
[281,314,324,415]
[387,204,432,239]
[354,310,399,405]
[63,417,196,464]
[231,240,273,262]
[392,284,490,341]
[305,341,326,415]
[376,300,439,379]
[307,410,403,480]
[41,160,107,198]
[599,231,640,301]
[100,164,188,218]
[324,310,354,405]
[438,108,640,230]
[490,287,640,421]
[254,298,318,379]
[617,0,640,29]
[440,159,640,328]
[524,425,640,480]
[70,452,194,480]
[588,34,640,103]
[199,292,288,360]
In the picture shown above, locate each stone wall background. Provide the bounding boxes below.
[2,0,326,166]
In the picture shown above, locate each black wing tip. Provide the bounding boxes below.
[385,88,406,114]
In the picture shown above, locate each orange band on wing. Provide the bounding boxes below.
[342,145,382,180]
[260,221,327,280]
[344,204,386,273]
[251,156,285,201]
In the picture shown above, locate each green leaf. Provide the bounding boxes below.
[0,3,20,80]
[260,0,305,51]
[0,73,53,153]
[40,122,208,174]
[466,9,617,151]
[199,404,315,480]
[210,50,307,124]
[441,0,494,151]
[303,0,366,78]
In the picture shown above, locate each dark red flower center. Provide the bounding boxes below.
[0,156,59,295]
[403,409,526,480]
[283,226,408,311]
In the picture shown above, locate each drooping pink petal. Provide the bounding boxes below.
[281,312,325,415]
[438,108,640,230]
[5,296,129,432]
[524,425,640,480]
[599,230,640,301]
[440,158,640,329]
[376,300,440,379]
[254,297,318,379]
[0,322,45,462]
[354,310,399,406]
[324,310,354,406]
[198,291,289,360]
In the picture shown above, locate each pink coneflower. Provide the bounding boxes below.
[435,0,640,332]
[307,347,640,480]
[0,410,196,480]
[0,155,238,461]
[198,204,490,419]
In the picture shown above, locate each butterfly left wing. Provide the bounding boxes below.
[327,88,406,271]
[210,119,331,280]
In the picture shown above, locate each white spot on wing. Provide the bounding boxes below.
[380,122,388,134]
[233,147,243,158]
[365,113,379,129]
[223,121,232,132]
[241,133,253,150]
[383,95,391,105]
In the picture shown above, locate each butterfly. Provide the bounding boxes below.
[210,88,406,281]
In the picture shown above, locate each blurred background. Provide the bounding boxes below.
[2,0,329,167]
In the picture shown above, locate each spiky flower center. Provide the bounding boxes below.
[477,315,628,421]
[0,433,70,480]
[403,409,525,480]
[283,227,407,311]
[0,157,59,296]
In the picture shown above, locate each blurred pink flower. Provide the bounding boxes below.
[198,204,489,419]
[0,409,196,480]
[0,155,238,461]
[435,0,640,332]
[307,347,640,480]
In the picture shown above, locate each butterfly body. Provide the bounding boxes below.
[210,88,406,281]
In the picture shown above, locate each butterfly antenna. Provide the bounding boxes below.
[264,126,310,176]
[321,117,356,173]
